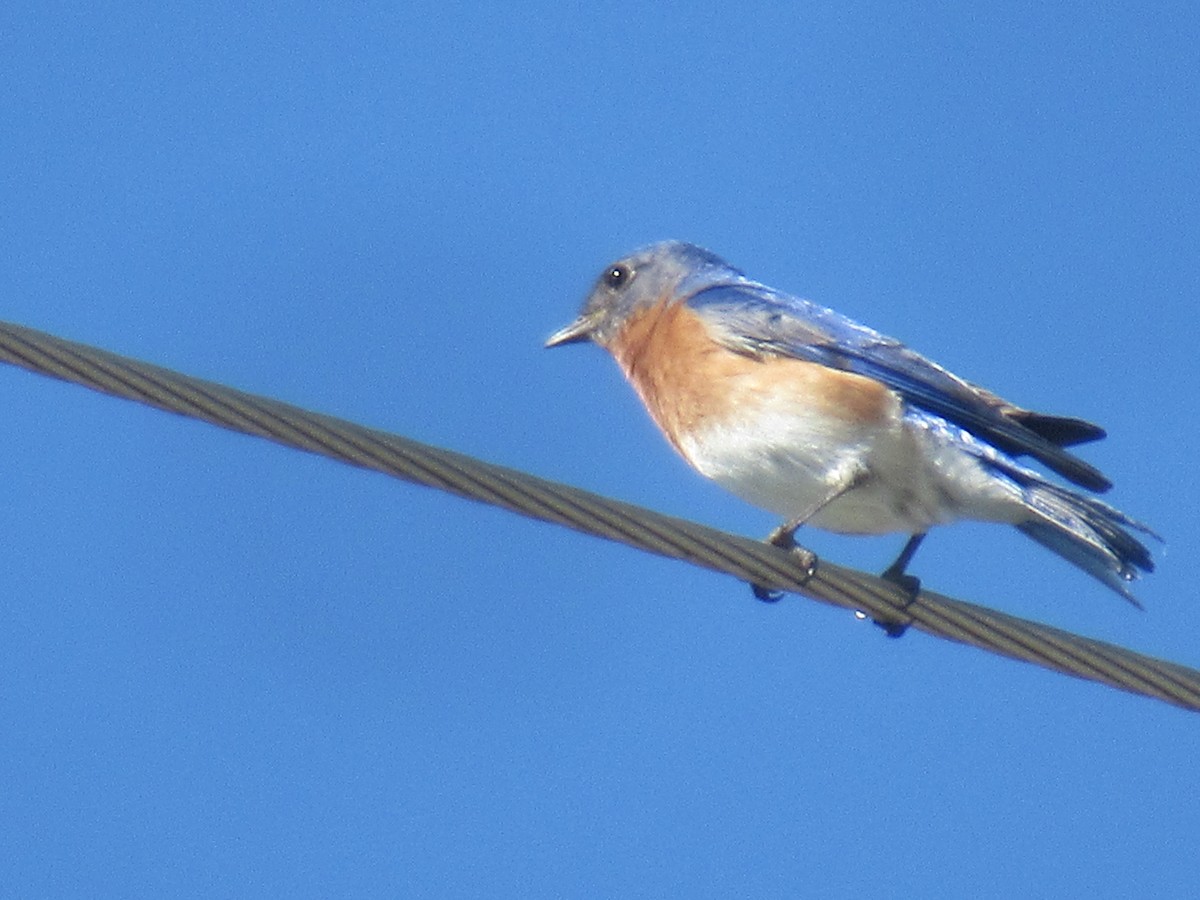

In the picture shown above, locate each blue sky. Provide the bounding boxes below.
[2,2,1198,897]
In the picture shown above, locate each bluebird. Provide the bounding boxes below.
[546,241,1155,612]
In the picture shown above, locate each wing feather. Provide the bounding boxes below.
[687,283,1112,492]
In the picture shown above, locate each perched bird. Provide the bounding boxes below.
[546,241,1155,607]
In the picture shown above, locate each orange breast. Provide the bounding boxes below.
[605,299,896,458]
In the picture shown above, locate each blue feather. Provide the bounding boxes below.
[686,282,1112,492]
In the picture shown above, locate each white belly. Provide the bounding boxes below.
[677,404,1021,535]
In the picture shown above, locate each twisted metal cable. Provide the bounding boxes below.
[1,318,1195,711]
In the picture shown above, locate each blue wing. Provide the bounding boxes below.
[686,281,1111,492]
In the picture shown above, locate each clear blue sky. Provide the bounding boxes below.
[2,2,1198,897]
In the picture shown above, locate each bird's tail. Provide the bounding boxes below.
[1016,480,1158,606]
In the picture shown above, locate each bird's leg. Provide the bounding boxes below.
[882,532,925,588]
[752,469,867,603]
[872,532,927,637]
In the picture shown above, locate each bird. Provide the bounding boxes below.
[546,240,1155,611]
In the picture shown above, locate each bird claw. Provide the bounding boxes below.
[872,569,921,637]
[750,542,817,603]
[752,583,784,603]
[873,615,912,638]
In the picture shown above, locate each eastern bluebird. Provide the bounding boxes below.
[546,241,1155,609]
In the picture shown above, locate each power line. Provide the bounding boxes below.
[0,318,1195,711]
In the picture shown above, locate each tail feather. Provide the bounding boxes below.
[1017,481,1157,606]
[1005,411,1106,448]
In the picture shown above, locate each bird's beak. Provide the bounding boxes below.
[544,315,596,348]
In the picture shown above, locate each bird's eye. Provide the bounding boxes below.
[604,264,632,289]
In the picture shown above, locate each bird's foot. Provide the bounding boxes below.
[872,564,921,638]
[751,526,816,602]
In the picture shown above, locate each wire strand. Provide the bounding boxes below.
[1,319,1195,711]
